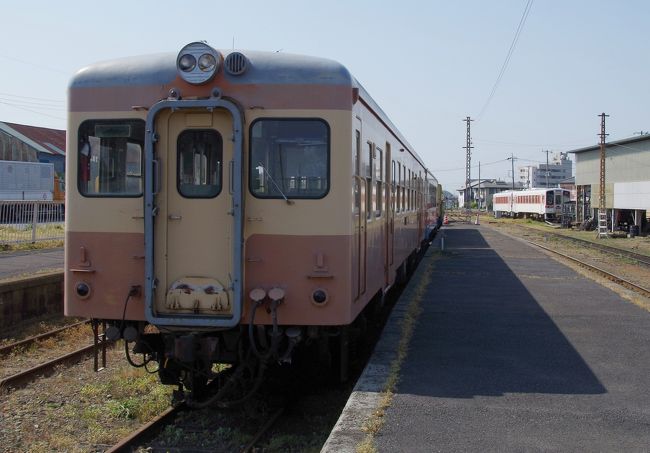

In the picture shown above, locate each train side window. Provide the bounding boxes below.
[396,162,401,212]
[249,119,329,199]
[367,142,373,220]
[177,129,222,198]
[392,160,396,212]
[78,119,145,197]
[354,130,360,176]
[375,147,383,217]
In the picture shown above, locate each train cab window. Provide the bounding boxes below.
[78,119,145,197]
[250,119,329,199]
[177,130,222,198]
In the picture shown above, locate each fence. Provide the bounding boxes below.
[0,201,65,245]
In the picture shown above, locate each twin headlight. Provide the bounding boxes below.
[177,42,221,85]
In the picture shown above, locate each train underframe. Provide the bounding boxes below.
[92,248,424,407]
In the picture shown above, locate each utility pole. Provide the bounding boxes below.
[542,149,550,188]
[597,112,609,238]
[507,154,517,215]
[478,160,481,211]
[462,117,474,209]
[507,153,517,190]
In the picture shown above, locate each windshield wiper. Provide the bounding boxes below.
[258,162,294,205]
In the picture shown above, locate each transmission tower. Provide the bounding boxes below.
[463,117,474,208]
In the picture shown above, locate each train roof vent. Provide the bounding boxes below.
[225,52,248,76]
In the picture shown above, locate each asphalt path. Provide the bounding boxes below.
[375,225,650,452]
[0,248,63,280]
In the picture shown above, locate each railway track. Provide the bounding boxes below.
[106,403,185,453]
[522,238,650,299]
[0,343,98,392]
[0,320,109,392]
[515,224,650,267]
[0,319,90,357]
[106,403,285,453]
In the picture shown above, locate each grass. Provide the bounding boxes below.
[0,223,64,251]
[78,364,171,423]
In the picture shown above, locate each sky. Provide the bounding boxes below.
[2,0,649,192]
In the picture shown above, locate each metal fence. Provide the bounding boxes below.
[0,201,65,245]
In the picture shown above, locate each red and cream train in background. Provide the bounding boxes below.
[65,42,441,402]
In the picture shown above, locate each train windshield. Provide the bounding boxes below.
[545,190,554,206]
[249,119,329,199]
[78,119,145,197]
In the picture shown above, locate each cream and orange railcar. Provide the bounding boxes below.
[65,42,439,403]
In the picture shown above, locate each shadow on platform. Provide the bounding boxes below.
[399,227,606,398]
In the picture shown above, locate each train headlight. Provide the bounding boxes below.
[178,54,196,72]
[75,281,91,299]
[198,53,217,72]
[311,288,328,306]
[177,42,221,85]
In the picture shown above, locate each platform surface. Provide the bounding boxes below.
[323,225,650,452]
[0,247,63,281]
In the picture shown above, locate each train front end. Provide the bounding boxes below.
[65,42,358,403]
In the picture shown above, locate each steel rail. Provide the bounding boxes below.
[528,240,650,298]
[105,404,185,453]
[0,320,90,357]
[241,406,285,453]
[0,343,97,392]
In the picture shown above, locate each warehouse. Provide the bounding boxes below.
[570,134,650,234]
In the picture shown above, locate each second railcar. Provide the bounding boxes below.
[493,188,571,221]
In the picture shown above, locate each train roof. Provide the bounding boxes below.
[70,50,354,89]
[69,46,425,172]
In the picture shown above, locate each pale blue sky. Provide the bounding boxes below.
[2,0,649,191]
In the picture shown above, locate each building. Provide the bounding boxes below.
[458,179,524,210]
[570,134,649,233]
[518,152,572,188]
[0,122,66,176]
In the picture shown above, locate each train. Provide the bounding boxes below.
[65,42,441,405]
[492,188,572,221]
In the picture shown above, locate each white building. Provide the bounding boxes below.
[518,152,572,188]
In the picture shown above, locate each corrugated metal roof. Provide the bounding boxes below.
[569,134,650,154]
[0,122,65,155]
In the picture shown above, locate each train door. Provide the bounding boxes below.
[152,109,236,322]
[352,118,367,301]
[384,143,393,288]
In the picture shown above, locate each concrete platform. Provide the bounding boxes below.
[323,225,650,452]
[0,247,63,281]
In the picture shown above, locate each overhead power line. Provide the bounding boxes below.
[476,0,534,120]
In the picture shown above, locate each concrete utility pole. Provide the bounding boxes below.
[542,149,550,188]
[507,154,517,215]
[597,112,609,238]
[507,154,517,190]
[477,160,481,211]
[462,117,474,208]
